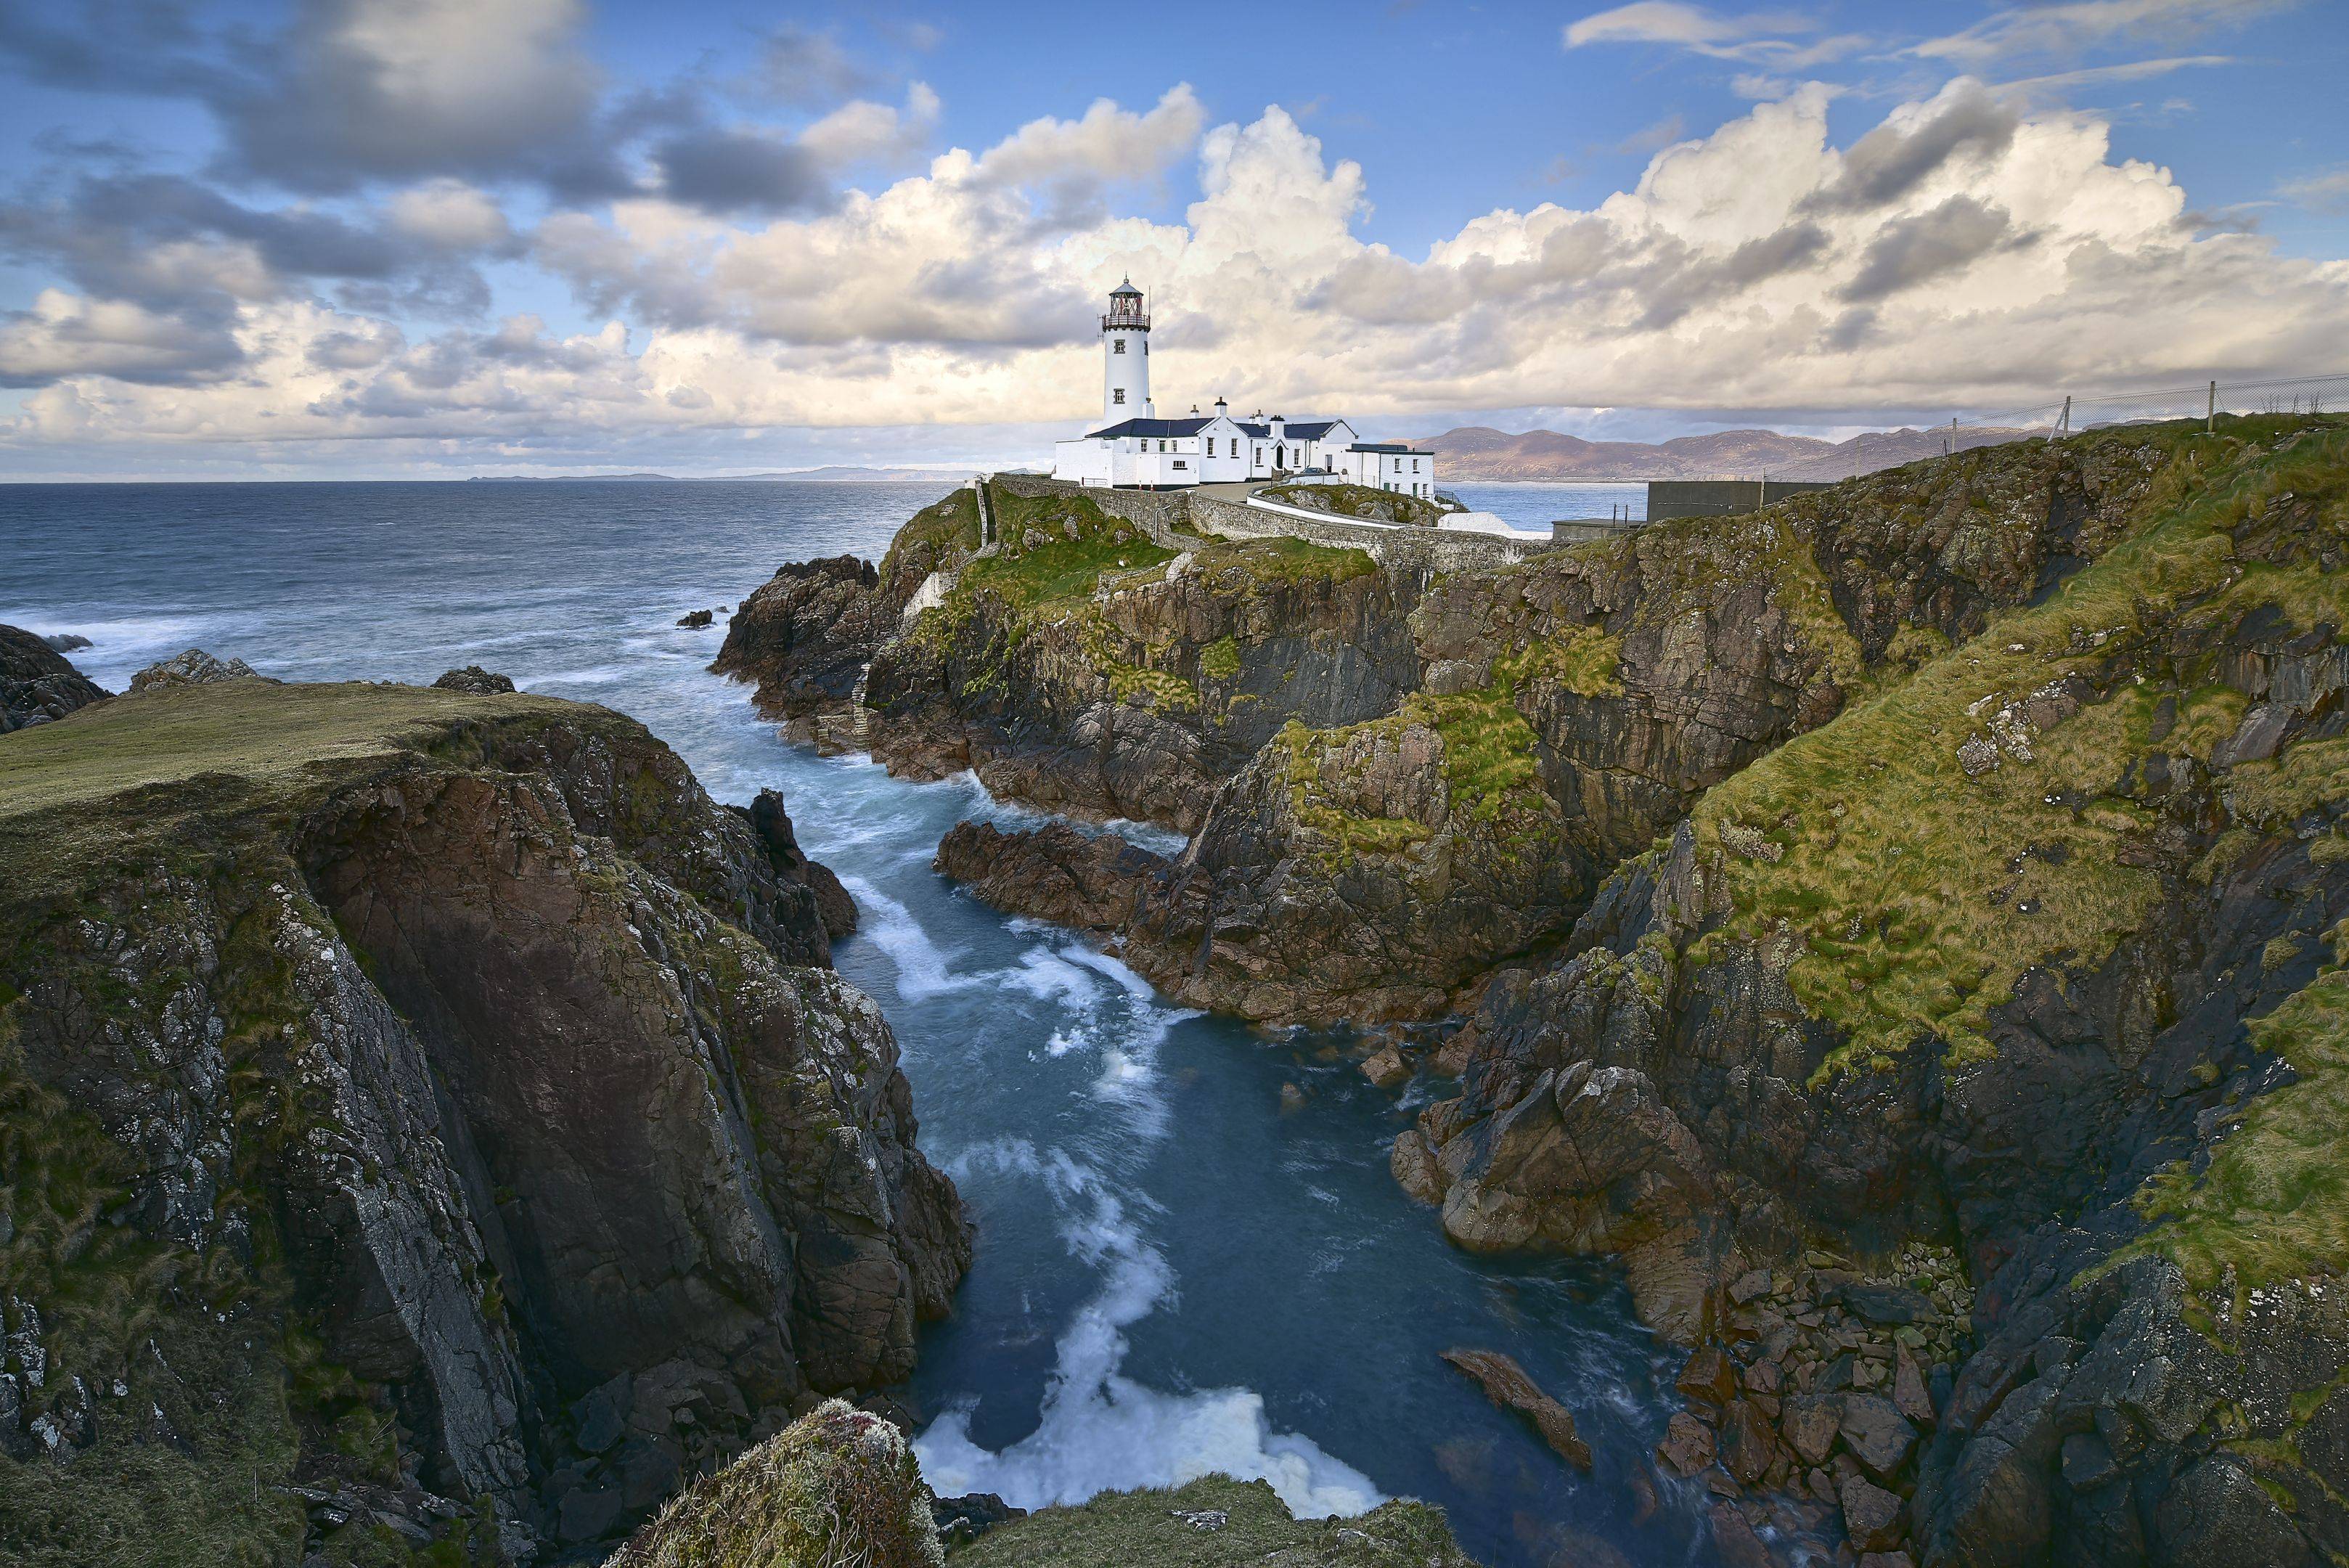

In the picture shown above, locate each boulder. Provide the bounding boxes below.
[934,820,1165,934]
[1656,1411,1716,1475]
[432,665,516,694]
[1837,1393,1916,1479]
[1677,1343,1740,1407]
[1780,1395,1841,1467]
[1360,1046,1411,1088]
[1892,1344,1934,1426]
[1440,1348,1593,1469]
[677,609,715,629]
[1831,1284,1937,1326]
[1838,1474,1904,1554]
[1390,1130,1444,1206]
[127,647,261,692]
[1717,1398,1779,1486]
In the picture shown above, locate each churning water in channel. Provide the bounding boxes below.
[3,478,1707,1567]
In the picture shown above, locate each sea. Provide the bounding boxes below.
[0,476,1707,1568]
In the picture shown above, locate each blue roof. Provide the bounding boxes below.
[1234,418,1344,439]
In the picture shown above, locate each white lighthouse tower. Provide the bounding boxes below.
[1101,277,1151,422]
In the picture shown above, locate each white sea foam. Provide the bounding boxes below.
[841,876,977,1000]
[915,1138,1384,1520]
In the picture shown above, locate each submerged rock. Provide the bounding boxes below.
[1440,1347,1593,1469]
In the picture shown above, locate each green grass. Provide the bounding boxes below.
[0,680,587,899]
[610,1400,940,1568]
[955,1474,1475,1568]
[879,487,983,581]
[1259,481,1445,528]
[1684,422,2349,1077]
[2104,923,2349,1302]
[1199,636,1242,682]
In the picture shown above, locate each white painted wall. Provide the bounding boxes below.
[1103,324,1150,422]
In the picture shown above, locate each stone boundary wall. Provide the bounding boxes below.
[1185,493,1554,571]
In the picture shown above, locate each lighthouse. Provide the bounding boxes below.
[1101,277,1151,422]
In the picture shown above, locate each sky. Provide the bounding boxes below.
[1,0,2346,478]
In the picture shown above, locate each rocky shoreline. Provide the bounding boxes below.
[714,419,2349,1567]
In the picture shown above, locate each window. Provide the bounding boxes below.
[1113,388,1125,404]
[1113,339,1126,354]
[1413,460,1421,472]
[1172,460,1187,470]
[1159,440,1168,452]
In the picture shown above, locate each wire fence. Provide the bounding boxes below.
[1760,369,2349,484]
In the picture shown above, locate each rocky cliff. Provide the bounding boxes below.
[716,483,1418,833]
[0,674,967,1564]
[744,419,2349,1565]
[0,624,107,734]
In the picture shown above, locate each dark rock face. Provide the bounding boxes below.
[0,687,967,1561]
[1389,423,2349,1565]
[933,820,1166,932]
[712,555,893,723]
[0,622,106,732]
[738,786,859,951]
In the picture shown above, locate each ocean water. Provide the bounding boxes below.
[1,480,1712,1568]
[1452,481,1647,527]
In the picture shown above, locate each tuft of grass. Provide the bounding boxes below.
[1199,636,1242,683]
[878,487,983,581]
[955,1474,1476,1568]
[608,1399,941,1568]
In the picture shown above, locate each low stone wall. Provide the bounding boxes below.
[987,473,1555,571]
[1187,494,1553,571]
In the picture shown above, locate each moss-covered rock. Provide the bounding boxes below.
[608,1400,942,1568]
[957,1474,1477,1568]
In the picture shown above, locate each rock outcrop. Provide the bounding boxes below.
[757,420,2349,1566]
[432,664,515,694]
[0,677,966,1564]
[1394,420,2349,1562]
[128,645,263,690]
[0,623,106,733]
[934,820,1165,933]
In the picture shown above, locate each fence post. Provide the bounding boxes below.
[2207,380,2217,433]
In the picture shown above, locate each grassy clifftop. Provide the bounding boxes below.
[0,679,597,896]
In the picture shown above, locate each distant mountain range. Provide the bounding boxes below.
[472,465,984,483]
[1408,425,2033,483]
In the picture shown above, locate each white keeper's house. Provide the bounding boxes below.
[1050,279,1437,498]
